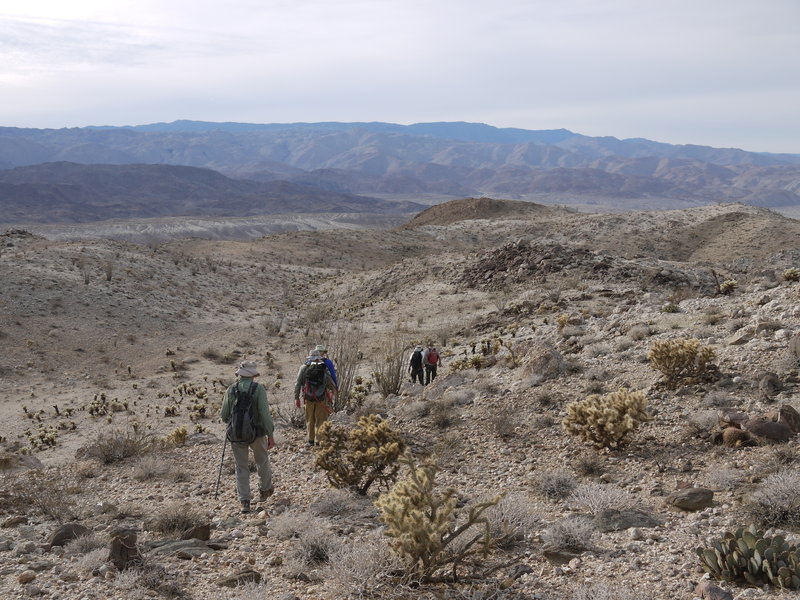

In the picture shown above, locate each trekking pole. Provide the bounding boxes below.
[214,435,228,500]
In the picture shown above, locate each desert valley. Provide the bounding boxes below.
[1,123,800,600]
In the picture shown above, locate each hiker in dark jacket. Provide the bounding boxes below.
[408,345,425,385]
[220,360,275,513]
[294,350,336,445]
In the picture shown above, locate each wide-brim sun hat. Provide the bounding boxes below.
[235,360,259,377]
[315,344,328,353]
[414,346,423,351]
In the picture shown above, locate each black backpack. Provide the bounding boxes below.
[303,360,328,402]
[226,380,261,443]
[410,350,423,369]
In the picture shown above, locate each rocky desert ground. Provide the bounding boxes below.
[1,198,799,600]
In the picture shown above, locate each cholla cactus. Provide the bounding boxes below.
[719,279,738,295]
[782,267,800,282]
[648,338,716,388]
[315,414,405,495]
[562,388,650,449]
[375,453,501,582]
[697,524,800,589]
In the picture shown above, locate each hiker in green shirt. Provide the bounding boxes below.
[220,360,275,513]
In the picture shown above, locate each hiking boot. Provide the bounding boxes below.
[259,487,274,502]
[308,439,315,446]
[240,500,251,514]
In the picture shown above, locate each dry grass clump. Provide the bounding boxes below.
[64,531,110,556]
[310,488,373,519]
[80,427,154,464]
[534,469,578,502]
[322,529,402,599]
[569,482,637,514]
[131,454,188,482]
[430,398,459,430]
[541,515,596,553]
[271,510,329,540]
[484,492,541,549]
[148,502,207,536]
[569,583,642,600]
[572,453,606,477]
[745,469,800,529]
[284,527,343,580]
[704,468,745,491]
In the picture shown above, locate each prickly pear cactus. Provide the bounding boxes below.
[696,524,800,589]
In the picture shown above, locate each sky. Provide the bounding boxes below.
[1,0,799,153]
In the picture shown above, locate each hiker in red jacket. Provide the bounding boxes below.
[422,345,442,385]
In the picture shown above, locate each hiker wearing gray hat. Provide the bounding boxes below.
[295,352,337,445]
[220,361,275,513]
[312,344,339,388]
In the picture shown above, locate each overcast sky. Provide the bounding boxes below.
[2,0,798,153]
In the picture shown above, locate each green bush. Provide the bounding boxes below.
[562,388,650,449]
[315,415,405,495]
[648,338,716,388]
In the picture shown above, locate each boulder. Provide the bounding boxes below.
[48,523,90,548]
[758,372,782,399]
[108,529,139,570]
[695,580,733,600]
[665,487,714,511]
[215,568,262,587]
[743,417,793,443]
[765,404,800,434]
[717,408,748,429]
[594,509,662,532]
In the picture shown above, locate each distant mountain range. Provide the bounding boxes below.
[1,121,799,224]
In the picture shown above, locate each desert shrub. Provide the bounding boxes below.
[148,502,207,536]
[288,526,342,568]
[430,399,459,430]
[718,279,738,295]
[6,467,81,522]
[328,321,363,413]
[115,560,186,598]
[372,337,409,398]
[208,583,272,600]
[323,529,403,598]
[80,427,154,464]
[272,400,305,430]
[74,548,110,575]
[647,338,716,388]
[131,455,188,482]
[270,510,327,540]
[697,524,800,589]
[490,406,516,439]
[64,532,109,556]
[705,468,745,491]
[541,515,596,553]
[562,388,650,449]
[310,488,371,518]
[315,414,406,495]
[569,482,636,514]
[572,453,606,477]
[745,469,800,529]
[374,453,503,582]
[569,584,642,600]
[483,492,540,549]
[534,469,578,502]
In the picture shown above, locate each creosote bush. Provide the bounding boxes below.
[315,414,405,495]
[374,453,505,582]
[647,338,716,388]
[562,389,650,449]
[745,469,800,529]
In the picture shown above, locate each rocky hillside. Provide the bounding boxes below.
[0,200,799,600]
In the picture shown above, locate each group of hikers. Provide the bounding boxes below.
[219,343,441,513]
